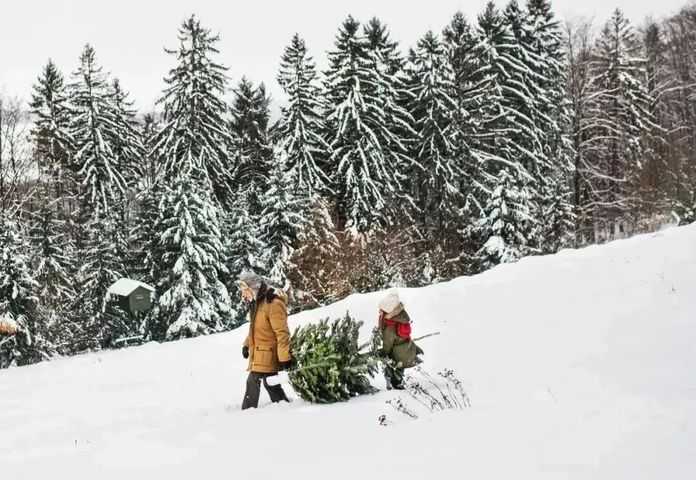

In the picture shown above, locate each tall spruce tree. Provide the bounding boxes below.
[30,60,75,211]
[149,173,232,340]
[29,60,76,310]
[516,0,575,251]
[146,15,234,340]
[406,31,462,247]
[68,45,133,344]
[151,15,235,209]
[323,16,414,232]
[109,79,145,279]
[442,11,501,271]
[276,34,331,195]
[230,78,273,194]
[69,44,128,218]
[465,2,539,267]
[363,18,417,224]
[584,9,657,238]
[129,112,162,281]
[110,79,145,193]
[641,21,671,214]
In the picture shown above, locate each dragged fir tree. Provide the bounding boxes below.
[289,313,378,403]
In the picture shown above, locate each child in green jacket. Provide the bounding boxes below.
[378,291,422,390]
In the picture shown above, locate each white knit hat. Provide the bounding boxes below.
[378,291,401,315]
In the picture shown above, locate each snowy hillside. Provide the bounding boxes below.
[1,225,695,479]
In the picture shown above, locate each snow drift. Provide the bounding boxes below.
[1,225,695,479]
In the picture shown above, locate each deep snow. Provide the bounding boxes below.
[1,225,695,479]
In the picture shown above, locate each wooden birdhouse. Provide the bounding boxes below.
[107,279,155,314]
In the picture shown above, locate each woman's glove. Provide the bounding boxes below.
[279,359,294,371]
[242,345,249,359]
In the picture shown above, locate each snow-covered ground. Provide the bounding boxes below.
[1,225,695,479]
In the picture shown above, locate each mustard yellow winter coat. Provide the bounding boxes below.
[243,292,291,373]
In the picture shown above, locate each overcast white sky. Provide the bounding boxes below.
[0,0,690,112]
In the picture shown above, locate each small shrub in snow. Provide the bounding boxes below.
[386,368,471,420]
[288,312,379,403]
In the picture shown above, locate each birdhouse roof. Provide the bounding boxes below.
[107,278,155,297]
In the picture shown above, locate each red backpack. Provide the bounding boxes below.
[384,318,412,340]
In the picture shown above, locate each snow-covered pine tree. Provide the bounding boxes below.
[109,79,145,279]
[28,200,75,309]
[364,17,404,76]
[68,45,134,345]
[27,199,80,355]
[473,167,533,269]
[500,0,545,182]
[289,313,378,403]
[658,8,696,227]
[0,215,53,368]
[229,78,273,198]
[146,16,235,339]
[69,44,128,219]
[323,16,415,232]
[517,0,575,252]
[259,155,308,290]
[441,12,487,166]
[140,112,162,189]
[583,9,658,240]
[363,18,418,226]
[149,172,232,340]
[464,2,539,268]
[151,15,235,209]
[110,79,145,195]
[441,11,501,274]
[639,21,671,218]
[128,113,161,282]
[74,214,130,348]
[30,60,75,213]
[29,60,76,310]
[276,34,331,195]
[406,31,462,250]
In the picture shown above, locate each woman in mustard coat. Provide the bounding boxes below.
[239,272,292,410]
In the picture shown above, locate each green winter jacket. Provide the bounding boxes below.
[381,308,419,368]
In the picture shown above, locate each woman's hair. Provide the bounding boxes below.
[256,282,277,303]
